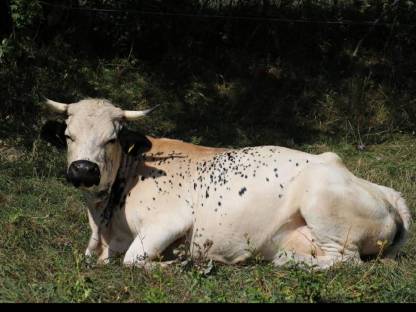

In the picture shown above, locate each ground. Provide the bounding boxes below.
[0,134,415,303]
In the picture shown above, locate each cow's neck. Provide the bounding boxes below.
[86,152,143,227]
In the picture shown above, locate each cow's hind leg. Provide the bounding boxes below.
[273,224,362,270]
[273,249,362,270]
[272,164,370,269]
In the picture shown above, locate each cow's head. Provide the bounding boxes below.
[41,98,156,192]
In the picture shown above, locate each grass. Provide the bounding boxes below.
[0,133,415,303]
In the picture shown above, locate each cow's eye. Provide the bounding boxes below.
[107,138,116,145]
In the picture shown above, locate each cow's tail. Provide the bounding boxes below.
[394,193,412,234]
[378,186,412,253]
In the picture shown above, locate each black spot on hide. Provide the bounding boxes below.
[239,187,247,196]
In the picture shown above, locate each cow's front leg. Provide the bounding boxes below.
[85,208,103,260]
[85,233,102,259]
[123,215,191,267]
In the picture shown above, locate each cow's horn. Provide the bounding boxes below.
[44,98,68,114]
[123,105,160,121]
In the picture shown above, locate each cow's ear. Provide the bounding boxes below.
[119,128,152,156]
[40,120,67,149]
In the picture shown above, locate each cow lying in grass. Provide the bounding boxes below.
[41,98,411,269]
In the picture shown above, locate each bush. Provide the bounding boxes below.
[1,0,416,148]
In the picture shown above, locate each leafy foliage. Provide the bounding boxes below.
[1,0,416,147]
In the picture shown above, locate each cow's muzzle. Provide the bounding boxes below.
[67,160,101,188]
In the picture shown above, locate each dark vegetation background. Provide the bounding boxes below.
[1,0,416,148]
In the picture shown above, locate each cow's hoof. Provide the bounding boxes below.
[123,259,146,269]
[85,248,94,259]
[96,257,110,265]
[123,259,176,271]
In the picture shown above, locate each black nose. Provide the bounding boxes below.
[67,160,100,188]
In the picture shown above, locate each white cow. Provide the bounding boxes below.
[41,98,411,269]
